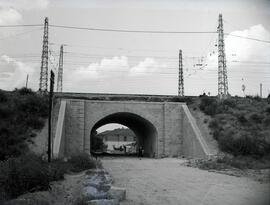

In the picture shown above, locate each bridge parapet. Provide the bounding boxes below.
[55,92,193,103]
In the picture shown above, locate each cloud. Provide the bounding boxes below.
[205,24,270,64]
[1,0,49,10]
[97,56,129,72]
[0,7,22,25]
[225,24,270,62]
[0,55,35,90]
[129,58,167,76]
[64,56,169,92]
[65,56,129,87]
[0,0,49,26]
[68,56,166,80]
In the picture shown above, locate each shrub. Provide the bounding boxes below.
[68,153,96,172]
[0,90,8,102]
[0,154,90,201]
[17,94,48,118]
[253,95,262,101]
[197,155,270,171]
[223,98,237,108]
[197,159,230,170]
[263,115,270,126]
[48,159,71,181]
[183,97,193,105]
[14,87,35,95]
[25,116,45,130]
[236,113,248,124]
[0,154,50,199]
[249,113,263,123]
[0,88,48,160]
[0,105,12,119]
[91,135,106,152]
[0,153,98,201]
[209,119,219,130]
[265,106,270,115]
[217,129,270,156]
[201,96,270,157]
[199,96,218,115]
[0,127,29,161]
[208,119,223,140]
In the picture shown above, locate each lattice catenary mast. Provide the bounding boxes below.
[178,49,184,96]
[57,45,64,92]
[217,14,228,99]
[39,17,49,92]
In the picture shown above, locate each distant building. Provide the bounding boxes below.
[96,128,137,154]
[96,132,135,153]
[103,134,136,153]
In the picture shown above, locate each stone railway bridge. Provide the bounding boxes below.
[51,93,214,159]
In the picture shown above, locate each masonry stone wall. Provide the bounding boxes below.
[65,100,85,156]
[62,99,185,158]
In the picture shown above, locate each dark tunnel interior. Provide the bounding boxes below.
[90,112,157,157]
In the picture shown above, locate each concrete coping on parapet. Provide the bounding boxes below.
[64,99,187,106]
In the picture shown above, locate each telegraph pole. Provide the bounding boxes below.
[57,45,64,92]
[217,14,228,99]
[178,49,184,96]
[260,83,262,97]
[39,17,49,92]
[25,74,29,88]
[48,70,55,162]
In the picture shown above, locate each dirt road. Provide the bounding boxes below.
[102,157,269,205]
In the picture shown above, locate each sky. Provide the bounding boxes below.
[0,0,270,99]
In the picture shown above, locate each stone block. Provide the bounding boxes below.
[108,186,126,201]
[4,198,50,205]
[87,199,119,205]
[82,186,108,200]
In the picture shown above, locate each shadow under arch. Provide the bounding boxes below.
[90,112,158,158]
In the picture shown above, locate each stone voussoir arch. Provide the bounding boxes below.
[89,111,159,158]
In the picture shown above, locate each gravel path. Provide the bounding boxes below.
[102,157,270,205]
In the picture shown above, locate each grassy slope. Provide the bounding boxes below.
[191,95,270,170]
[198,96,270,156]
[0,88,48,160]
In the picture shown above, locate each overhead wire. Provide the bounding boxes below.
[49,42,177,53]
[0,24,43,28]
[1,22,269,43]
[0,28,43,41]
[224,33,270,44]
[49,24,217,34]
[223,19,270,44]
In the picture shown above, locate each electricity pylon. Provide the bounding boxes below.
[217,14,228,99]
[178,49,184,96]
[39,17,49,92]
[57,45,64,92]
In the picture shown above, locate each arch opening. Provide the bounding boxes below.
[94,124,137,156]
[90,112,158,158]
